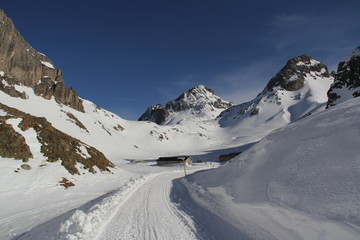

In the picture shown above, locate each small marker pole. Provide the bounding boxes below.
[183,160,187,176]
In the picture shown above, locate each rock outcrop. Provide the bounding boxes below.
[0,103,114,174]
[327,46,360,107]
[0,8,84,112]
[138,85,233,125]
[265,55,330,92]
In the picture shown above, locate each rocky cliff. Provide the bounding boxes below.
[0,9,84,112]
[265,55,331,92]
[327,46,360,107]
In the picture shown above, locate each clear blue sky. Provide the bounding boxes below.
[2,0,360,120]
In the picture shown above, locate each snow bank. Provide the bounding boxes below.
[57,174,157,240]
[13,174,159,240]
[182,97,360,239]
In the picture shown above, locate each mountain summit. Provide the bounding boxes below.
[138,85,233,125]
[219,55,334,129]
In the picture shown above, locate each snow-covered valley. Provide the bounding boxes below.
[1,7,360,240]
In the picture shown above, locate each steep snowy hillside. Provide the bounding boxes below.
[139,85,233,125]
[177,97,360,240]
[327,45,360,107]
[219,55,334,134]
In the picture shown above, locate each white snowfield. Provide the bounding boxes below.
[180,97,360,240]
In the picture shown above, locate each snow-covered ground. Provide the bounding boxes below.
[2,98,359,240]
[3,163,216,240]
[0,69,357,239]
[178,97,360,240]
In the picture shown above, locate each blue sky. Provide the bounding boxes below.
[2,0,360,120]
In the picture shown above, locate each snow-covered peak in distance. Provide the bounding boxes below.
[219,55,334,131]
[139,85,233,125]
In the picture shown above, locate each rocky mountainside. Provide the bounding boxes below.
[327,46,360,107]
[0,8,118,174]
[0,103,114,174]
[138,85,233,125]
[0,9,83,112]
[219,55,334,129]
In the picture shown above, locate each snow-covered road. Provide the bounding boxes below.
[98,171,198,240]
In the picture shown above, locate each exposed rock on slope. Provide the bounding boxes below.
[139,85,233,125]
[0,9,84,112]
[265,55,331,92]
[327,46,360,107]
[219,55,333,127]
[0,103,114,174]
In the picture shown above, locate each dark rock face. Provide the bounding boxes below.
[0,9,84,112]
[327,46,360,108]
[138,85,233,124]
[265,55,330,92]
[138,104,170,125]
[0,118,33,162]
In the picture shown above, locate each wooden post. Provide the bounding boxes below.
[183,159,187,176]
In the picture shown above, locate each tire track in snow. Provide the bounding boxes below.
[98,171,198,240]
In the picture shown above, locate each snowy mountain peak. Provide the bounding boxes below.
[265,55,330,93]
[139,85,233,125]
[327,45,360,107]
[219,55,333,129]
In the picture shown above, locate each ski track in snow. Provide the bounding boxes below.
[98,171,198,240]
[15,170,202,240]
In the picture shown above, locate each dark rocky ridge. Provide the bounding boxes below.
[139,85,233,124]
[0,9,84,112]
[265,55,330,93]
[327,46,360,107]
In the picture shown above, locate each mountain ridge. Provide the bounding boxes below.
[138,85,233,125]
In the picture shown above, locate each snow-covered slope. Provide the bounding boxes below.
[218,55,333,136]
[139,85,233,125]
[179,97,360,239]
[327,45,360,107]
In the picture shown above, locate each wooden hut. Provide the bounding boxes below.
[157,156,193,166]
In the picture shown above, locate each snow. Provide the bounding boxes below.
[180,97,360,239]
[0,109,8,116]
[0,71,5,77]
[0,63,356,239]
[2,79,10,87]
[40,60,55,69]
[296,59,321,66]
[77,145,91,159]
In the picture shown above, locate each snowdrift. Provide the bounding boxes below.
[178,97,360,239]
